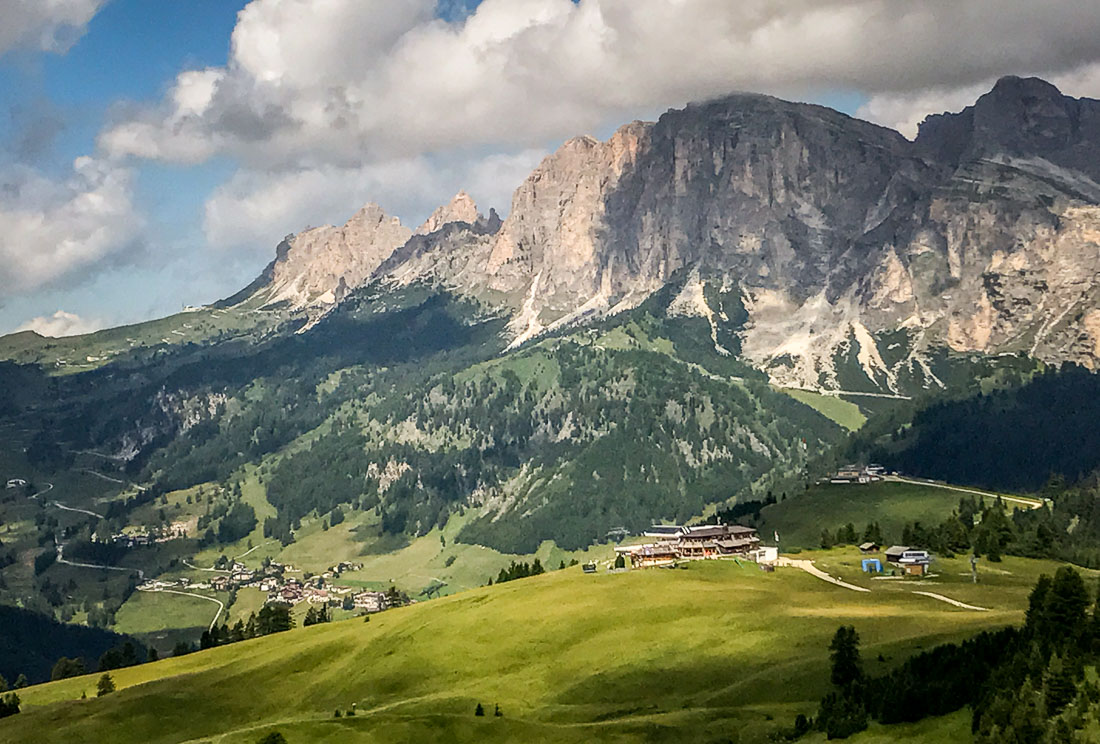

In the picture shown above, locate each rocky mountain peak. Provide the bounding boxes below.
[415,191,480,235]
[234,202,411,311]
[917,76,1100,182]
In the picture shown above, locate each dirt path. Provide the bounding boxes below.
[885,475,1045,510]
[911,591,989,611]
[183,559,230,573]
[778,558,870,592]
[781,558,990,612]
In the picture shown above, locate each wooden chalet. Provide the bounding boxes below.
[616,524,761,568]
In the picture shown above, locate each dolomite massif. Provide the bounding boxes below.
[238,75,1100,394]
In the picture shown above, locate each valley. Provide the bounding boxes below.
[0,553,1066,744]
[2,74,1100,743]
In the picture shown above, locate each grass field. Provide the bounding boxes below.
[3,550,1066,744]
[758,480,1011,550]
[114,591,223,636]
[781,388,868,431]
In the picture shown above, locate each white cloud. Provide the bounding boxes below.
[100,0,1100,169]
[16,309,103,337]
[0,157,144,294]
[0,0,106,57]
[203,149,546,252]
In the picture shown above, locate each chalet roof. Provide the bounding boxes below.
[859,542,879,550]
[645,525,686,535]
[884,545,910,555]
[714,538,758,549]
[684,525,758,539]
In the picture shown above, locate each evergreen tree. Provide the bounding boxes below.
[1044,655,1076,715]
[0,692,19,719]
[13,674,27,689]
[829,626,863,688]
[1045,567,1090,646]
[474,703,485,716]
[96,673,115,697]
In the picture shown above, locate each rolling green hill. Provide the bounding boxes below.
[0,554,1066,744]
[756,480,1022,550]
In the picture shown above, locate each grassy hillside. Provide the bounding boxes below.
[2,553,1065,744]
[757,480,1015,550]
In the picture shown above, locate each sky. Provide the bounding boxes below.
[2,0,1100,337]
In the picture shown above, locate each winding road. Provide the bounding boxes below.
[138,586,225,631]
[55,544,145,580]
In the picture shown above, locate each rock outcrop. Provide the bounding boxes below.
[229,203,411,312]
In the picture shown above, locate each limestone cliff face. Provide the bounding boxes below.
[415,191,480,236]
[233,203,411,312]
[235,76,1100,388]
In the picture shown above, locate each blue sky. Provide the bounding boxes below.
[2,0,1096,337]
[0,0,247,332]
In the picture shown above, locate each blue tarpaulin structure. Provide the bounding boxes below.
[861,558,882,573]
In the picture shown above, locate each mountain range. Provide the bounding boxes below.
[0,75,1097,556]
[233,74,1100,394]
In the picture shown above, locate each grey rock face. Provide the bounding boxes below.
[237,77,1100,388]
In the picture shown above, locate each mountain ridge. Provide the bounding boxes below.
[214,76,1100,394]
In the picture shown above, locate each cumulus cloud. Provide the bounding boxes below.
[100,0,1100,169]
[0,0,106,57]
[16,309,103,337]
[0,157,144,294]
[203,149,546,252]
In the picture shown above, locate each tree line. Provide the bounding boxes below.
[790,566,1100,741]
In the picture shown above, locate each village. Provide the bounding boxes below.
[138,559,396,614]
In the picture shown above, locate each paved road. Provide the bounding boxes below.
[50,500,104,519]
[28,482,54,499]
[56,544,144,580]
[138,587,225,631]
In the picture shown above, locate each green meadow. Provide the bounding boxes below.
[758,480,1018,550]
[3,551,1064,744]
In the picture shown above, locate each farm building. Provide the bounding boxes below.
[5,479,27,489]
[859,542,880,553]
[884,546,932,576]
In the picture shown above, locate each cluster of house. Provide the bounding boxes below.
[829,464,888,485]
[98,523,190,548]
[168,559,393,614]
[858,542,932,576]
[5,478,27,489]
[614,523,777,569]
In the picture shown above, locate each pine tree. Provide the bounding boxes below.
[829,626,863,688]
[12,674,27,689]
[96,673,115,697]
[1044,655,1076,715]
[474,703,485,716]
